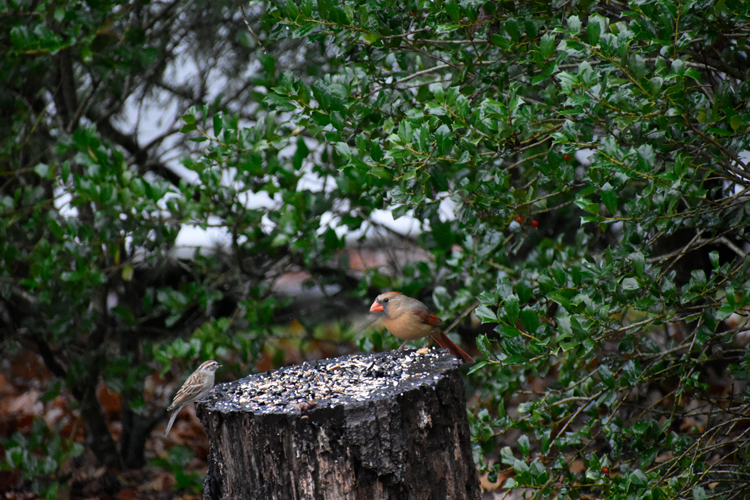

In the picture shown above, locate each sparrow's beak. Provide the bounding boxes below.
[370,300,384,312]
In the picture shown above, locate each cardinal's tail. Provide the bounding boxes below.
[432,330,475,363]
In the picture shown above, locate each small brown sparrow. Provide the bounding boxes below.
[370,292,475,363]
[164,360,221,436]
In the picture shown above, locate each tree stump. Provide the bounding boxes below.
[198,349,481,500]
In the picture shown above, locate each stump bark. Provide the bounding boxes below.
[198,349,481,500]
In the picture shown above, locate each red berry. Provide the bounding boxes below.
[515,216,522,223]
[602,467,610,473]
[531,220,539,228]
[564,154,571,161]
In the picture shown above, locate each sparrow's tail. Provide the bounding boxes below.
[164,408,179,437]
[432,330,475,363]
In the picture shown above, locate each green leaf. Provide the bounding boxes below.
[730,114,743,131]
[490,34,512,50]
[285,0,301,19]
[708,127,733,136]
[512,458,529,474]
[629,469,647,486]
[368,167,392,180]
[111,306,136,325]
[620,277,640,291]
[414,125,429,152]
[685,67,702,82]
[371,141,383,162]
[323,228,340,250]
[716,304,734,322]
[629,54,646,80]
[630,252,645,278]
[567,15,581,35]
[647,76,663,96]
[271,233,289,247]
[519,308,539,335]
[121,264,134,282]
[505,19,520,42]
[517,434,530,457]
[475,334,494,358]
[445,0,460,22]
[213,114,222,136]
[502,294,520,325]
[430,83,445,103]
[263,92,298,112]
[335,142,352,160]
[180,123,197,133]
[467,360,487,374]
[476,305,497,323]
[34,163,50,179]
[292,136,309,170]
[498,324,521,339]
[600,182,618,214]
[587,20,600,45]
[370,272,390,289]
[317,0,330,19]
[81,45,93,63]
[692,486,707,500]
[636,144,655,170]
[575,197,599,215]
[331,111,345,131]
[341,4,354,24]
[362,32,379,45]
[435,124,451,155]
[556,72,578,94]
[540,33,555,59]
[708,250,719,269]
[292,22,319,39]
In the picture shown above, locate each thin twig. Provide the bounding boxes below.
[444,300,480,334]
[238,0,265,52]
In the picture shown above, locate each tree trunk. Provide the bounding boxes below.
[33,335,122,469]
[199,349,481,500]
[71,376,123,470]
[119,398,152,469]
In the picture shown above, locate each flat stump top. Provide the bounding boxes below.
[207,349,461,414]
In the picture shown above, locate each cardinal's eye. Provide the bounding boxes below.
[383,298,389,303]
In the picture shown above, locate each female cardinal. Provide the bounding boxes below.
[370,292,474,363]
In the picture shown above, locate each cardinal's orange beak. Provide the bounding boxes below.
[370,300,384,312]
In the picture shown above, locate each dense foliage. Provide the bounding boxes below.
[2,0,750,498]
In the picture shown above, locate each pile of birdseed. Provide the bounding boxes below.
[206,349,459,415]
